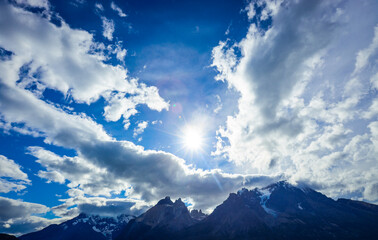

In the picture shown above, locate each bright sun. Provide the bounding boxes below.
[182,126,203,151]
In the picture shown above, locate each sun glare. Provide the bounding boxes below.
[182,126,203,151]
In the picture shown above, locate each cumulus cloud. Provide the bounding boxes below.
[14,0,49,9]
[0,2,278,226]
[0,197,49,222]
[0,197,63,235]
[103,84,169,129]
[133,121,148,138]
[212,0,378,202]
[2,0,377,236]
[0,0,168,126]
[0,155,29,182]
[0,155,30,193]
[27,144,280,212]
[0,74,277,211]
[353,25,378,75]
[113,43,127,62]
[111,1,127,17]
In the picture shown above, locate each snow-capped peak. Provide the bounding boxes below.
[66,213,135,240]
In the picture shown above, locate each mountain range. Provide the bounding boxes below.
[2,181,378,240]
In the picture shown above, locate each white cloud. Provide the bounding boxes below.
[95,3,103,12]
[0,155,29,181]
[51,194,148,219]
[0,197,49,222]
[0,179,27,194]
[111,2,127,17]
[37,170,66,184]
[151,120,162,125]
[213,95,223,114]
[103,84,169,129]
[101,16,115,41]
[0,155,30,193]
[363,98,378,119]
[14,0,49,9]
[113,43,127,62]
[70,0,86,8]
[133,121,148,138]
[371,72,378,90]
[212,0,378,202]
[0,2,126,103]
[0,196,64,236]
[27,144,280,212]
[0,1,168,129]
[0,19,276,220]
[1,0,377,235]
[353,25,378,75]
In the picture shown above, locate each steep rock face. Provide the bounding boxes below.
[16,181,378,240]
[116,197,196,240]
[178,181,378,240]
[19,213,134,240]
[190,209,206,221]
[179,188,273,240]
[136,197,194,231]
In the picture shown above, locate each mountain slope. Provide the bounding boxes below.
[20,213,134,240]
[116,197,198,240]
[17,181,378,240]
[0,234,18,240]
[178,181,378,240]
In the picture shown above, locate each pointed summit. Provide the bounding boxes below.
[178,181,378,239]
[117,197,196,240]
[190,209,207,221]
[157,196,173,205]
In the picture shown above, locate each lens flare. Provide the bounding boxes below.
[182,126,203,151]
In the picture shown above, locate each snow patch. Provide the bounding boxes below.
[298,186,312,193]
[258,188,277,217]
[92,226,101,232]
[298,202,303,210]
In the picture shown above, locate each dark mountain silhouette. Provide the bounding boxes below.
[115,197,199,240]
[19,213,134,240]
[17,181,378,240]
[189,209,206,221]
[0,233,18,240]
[176,181,378,240]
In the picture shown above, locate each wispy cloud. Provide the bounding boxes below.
[111,1,127,17]
[95,2,103,12]
[101,16,115,41]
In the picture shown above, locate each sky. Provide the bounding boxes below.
[0,0,377,235]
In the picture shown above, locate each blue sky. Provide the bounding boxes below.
[0,0,378,235]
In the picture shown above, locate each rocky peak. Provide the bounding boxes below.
[173,198,185,207]
[190,209,207,221]
[157,196,173,205]
[135,196,195,231]
[263,180,294,192]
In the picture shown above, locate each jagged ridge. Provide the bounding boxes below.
[18,181,378,240]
